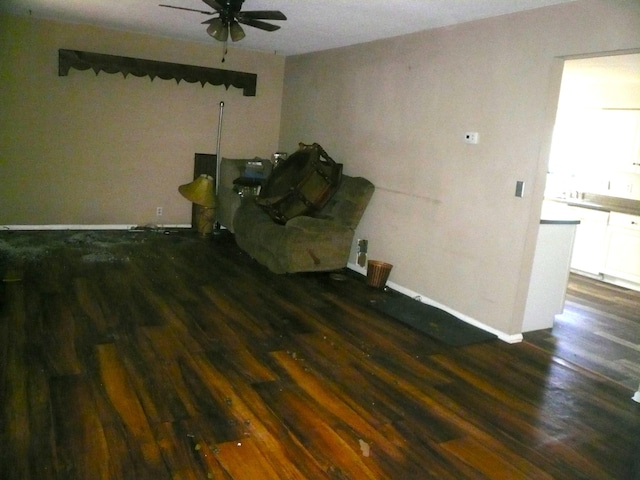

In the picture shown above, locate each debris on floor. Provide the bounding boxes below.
[2,269,23,282]
[359,439,370,457]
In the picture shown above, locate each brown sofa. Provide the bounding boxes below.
[232,175,374,274]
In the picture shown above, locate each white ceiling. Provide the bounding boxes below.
[1,0,579,56]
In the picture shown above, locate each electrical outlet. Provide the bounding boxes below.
[357,239,368,268]
[156,207,163,217]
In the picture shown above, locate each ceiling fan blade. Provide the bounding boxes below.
[237,10,287,21]
[237,18,281,32]
[159,4,214,15]
[201,0,224,11]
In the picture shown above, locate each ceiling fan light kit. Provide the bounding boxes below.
[205,18,228,41]
[229,22,246,42]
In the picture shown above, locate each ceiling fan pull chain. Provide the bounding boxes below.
[221,41,228,63]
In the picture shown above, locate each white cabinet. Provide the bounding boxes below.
[568,206,609,276]
[603,212,640,284]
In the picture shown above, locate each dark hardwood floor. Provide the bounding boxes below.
[1,229,639,479]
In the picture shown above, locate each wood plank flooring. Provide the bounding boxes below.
[526,273,640,392]
[1,230,639,479]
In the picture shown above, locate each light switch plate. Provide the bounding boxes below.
[515,181,525,198]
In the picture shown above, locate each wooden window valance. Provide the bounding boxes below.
[58,49,257,96]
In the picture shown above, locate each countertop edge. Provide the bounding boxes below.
[540,219,581,225]
[547,197,640,217]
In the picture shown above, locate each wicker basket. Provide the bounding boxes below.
[366,260,393,289]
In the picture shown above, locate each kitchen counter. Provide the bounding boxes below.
[540,201,581,224]
[544,195,640,293]
[548,193,640,216]
[524,195,640,332]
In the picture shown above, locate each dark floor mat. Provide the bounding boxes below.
[370,290,497,347]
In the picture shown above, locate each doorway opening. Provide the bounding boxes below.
[527,52,640,393]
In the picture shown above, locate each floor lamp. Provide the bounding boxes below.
[213,101,225,235]
[178,174,216,236]
[178,101,225,237]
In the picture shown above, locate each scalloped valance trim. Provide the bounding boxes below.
[58,49,257,96]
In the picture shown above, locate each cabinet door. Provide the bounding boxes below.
[603,213,640,283]
[548,109,601,173]
[594,110,640,173]
[550,109,640,174]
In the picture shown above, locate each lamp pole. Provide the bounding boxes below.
[214,101,224,232]
[215,100,224,193]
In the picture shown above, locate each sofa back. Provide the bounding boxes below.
[319,176,375,229]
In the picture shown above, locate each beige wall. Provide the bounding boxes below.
[0,13,285,226]
[279,0,640,336]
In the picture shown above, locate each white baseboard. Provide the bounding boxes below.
[2,224,191,231]
[570,269,640,293]
[347,262,522,344]
[601,274,640,293]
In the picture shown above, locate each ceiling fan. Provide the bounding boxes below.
[160,0,287,43]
